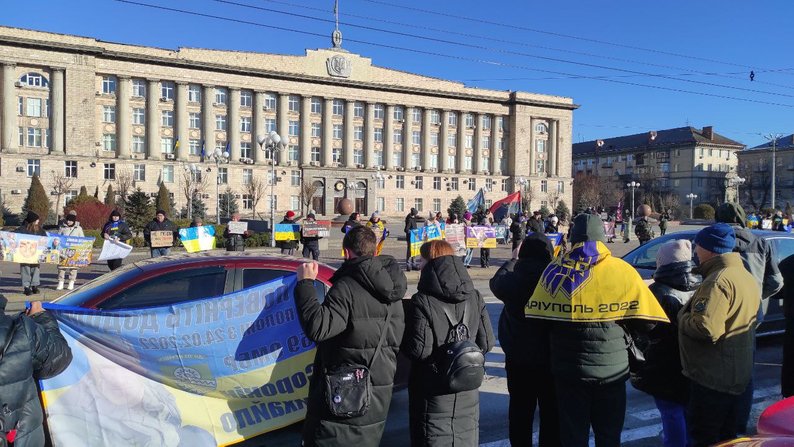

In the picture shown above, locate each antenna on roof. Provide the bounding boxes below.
[332,0,342,48]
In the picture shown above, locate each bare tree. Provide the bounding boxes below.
[181,167,209,219]
[572,173,600,210]
[114,168,134,209]
[521,183,534,213]
[51,171,75,221]
[740,166,770,211]
[246,175,267,219]
[301,181,320,215]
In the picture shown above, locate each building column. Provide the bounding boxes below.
[490,115,499,173]
[344,100,355,167]
[528,118,536,175]
[549,119,558,176]
[456,113,466,173]
[474,113,484,174]
[421,108,432,171]
[201,85,215,157]
[384,104,395,170]
[175,82,189,161]
[323,97,334,167]
[1,63,17,154]
[253,91,265,164]
[146,79,160,160]
[300,96,312,166]
[365,102,376,168]
[277,93,289,165]
[228,88,241,162]
[51,68,65,154]
[440,110,450,172]
[403,111,412,170]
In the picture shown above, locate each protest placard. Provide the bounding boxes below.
[465,226,497,248]
[46,233,95,267]
[0,231,51,264]
[301,221,330,238]
[97,239,133,261]
[444,224,467,256]
[227,221,248,235]
[150,230,174,248]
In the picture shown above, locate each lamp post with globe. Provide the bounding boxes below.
[208,149,229,224]
[257,131,283,248]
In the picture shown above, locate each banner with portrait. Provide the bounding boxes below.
[179,226,217,253]
[409,223,445,257]
[0,230,55,264]
[465,226,497,248]
[45,233,96,267]
[444,224,467,256]
[40,275,315,447]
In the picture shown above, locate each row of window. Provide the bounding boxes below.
[18,97,50,118]
[98,76,509,129]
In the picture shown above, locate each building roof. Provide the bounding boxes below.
[747,134,794,151]
[573,126,744,157]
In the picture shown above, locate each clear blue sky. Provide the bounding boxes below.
[3,0,792,147]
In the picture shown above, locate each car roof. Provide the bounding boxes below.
[131,251,335,273]
[651,229,794,239]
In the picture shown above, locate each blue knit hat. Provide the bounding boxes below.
[694,223,736,254]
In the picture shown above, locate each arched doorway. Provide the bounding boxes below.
[311,180,325,215]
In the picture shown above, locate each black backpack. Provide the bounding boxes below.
[432,304,485,393]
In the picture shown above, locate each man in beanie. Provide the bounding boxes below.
[490,233,560,446]
[715,202,782,434]
[277,210,300,255]
[527,213,663,447]
[300,213,322,260]
[679,223,760,447]
[143,209,178,258]
[404,207,419,271]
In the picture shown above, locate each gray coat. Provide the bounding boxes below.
[0,297,72,447]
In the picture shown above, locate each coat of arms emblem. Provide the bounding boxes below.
[326,55,352,78]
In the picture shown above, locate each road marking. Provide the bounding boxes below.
[479,386,782,447]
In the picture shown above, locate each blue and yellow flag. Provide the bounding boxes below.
[179,225,216,253]
[39,275,315,447]
[274,224,301,241]
[409,223,445,257]
[525,241,668,323]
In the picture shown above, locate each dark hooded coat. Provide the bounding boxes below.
[0,297,73,447]
[294,255,407,447]
[630,261,701,404]
[489,233,553,366]
[402,255,495,447]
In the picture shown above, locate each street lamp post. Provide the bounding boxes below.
[258,131,283,248]
[182,163,200,220]
[209,149,230,225]
[687,193,698,219]
[763,134,782,211]
[626,181,640,241]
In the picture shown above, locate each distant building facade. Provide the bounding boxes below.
[572,126,744,212]
[0,26,576,220]
[737,134,794,212]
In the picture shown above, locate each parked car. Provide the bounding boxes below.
[49,252,409,445]
[622,230,794,335]
[716,396,794,446]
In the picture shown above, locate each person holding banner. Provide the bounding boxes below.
[0,299,73,447]
[56,212,84,290]
[301,213,322,260]
[404,208,420,271]
[366,212,389,256]
[143,209,177,258]
[102,210,132,271]
[15,212,47,296]
[294,226,407,447]
[403,240,494,447]
[223,213,251,252]
[277,210,300,255]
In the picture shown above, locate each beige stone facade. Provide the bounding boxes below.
[572,126,744,210]
[0,26,576,221]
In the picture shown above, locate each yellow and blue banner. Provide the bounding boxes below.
[40,275,315,447]
[409,223,445,257]
[465,226,497,248]
[46,233,95,267]
[179,225,217,253]
[545,232,564,257]
[274,224,301,241]
[525,241,669,323]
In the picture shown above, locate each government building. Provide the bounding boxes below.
[572,126,745,211]
[0,26,576,221]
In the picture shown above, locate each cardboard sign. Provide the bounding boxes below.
[150,230,174,248]
[97,239,133,261]
[301,221,331,238]
[226,221,248,235]
[465,226,497,248]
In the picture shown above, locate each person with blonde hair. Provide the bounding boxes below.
[402,239,494,446]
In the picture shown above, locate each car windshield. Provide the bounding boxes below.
[623,233,695,269]
[53,262,143,307]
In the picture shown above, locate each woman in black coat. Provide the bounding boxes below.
[402,240,495,446]
[101,209,133,271]
[489,232,560,446]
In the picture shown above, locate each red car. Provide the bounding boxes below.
[717,397,794,446]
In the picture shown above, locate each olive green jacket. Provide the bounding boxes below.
[678,252,760,395]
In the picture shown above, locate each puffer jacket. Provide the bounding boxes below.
[717,203,783,300]
[630,261,701,404]
[679,253,760,395]
[489,233,553,366]
[0,297,72,447]
[549,321,629,384]
[294,255,407,447]
[402,255,494,447]
[57,222,84,238]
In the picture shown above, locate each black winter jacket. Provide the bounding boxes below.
[402,255,494,447]
[630,261,701,404]
[277,218,299,250]
[404,213,419,235]
[526,218,544,235]
[223,224,249,251]
[294,255,407,447]
[101,220,132,243]
[142,218,177,247]
[489,233,553,366]
[0,297,72,447]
